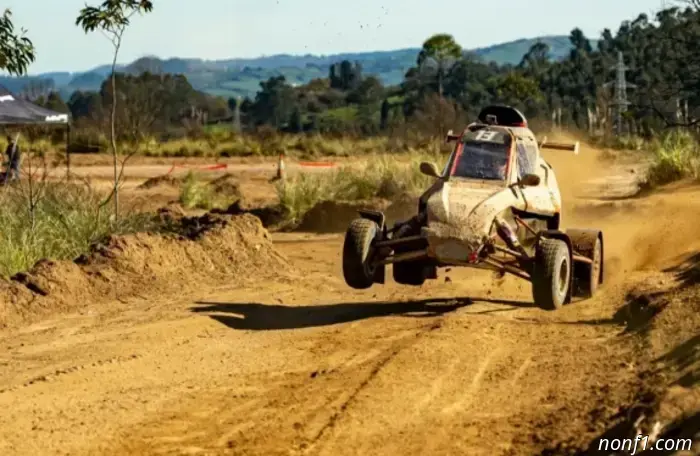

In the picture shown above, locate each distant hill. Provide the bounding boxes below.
[1,35,595,101]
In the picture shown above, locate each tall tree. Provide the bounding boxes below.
[76,0,153,221]
[0,9,35,75]
[417,34,462,98]
[252,76,295,127]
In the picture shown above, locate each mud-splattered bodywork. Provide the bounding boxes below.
[341,105,600,309]
[420,124,562,264]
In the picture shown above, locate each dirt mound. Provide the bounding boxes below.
[208,173,242,199]
[290,193,419,234]
[0,213,287,329]
[212,200,290,229]
[295,199,391,233]
[137,174,182,190]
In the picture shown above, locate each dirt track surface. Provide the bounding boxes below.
[0,143,698,455]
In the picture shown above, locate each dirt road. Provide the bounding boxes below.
[0,145,697,455]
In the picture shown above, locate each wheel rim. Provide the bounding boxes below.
[558,257,569,295]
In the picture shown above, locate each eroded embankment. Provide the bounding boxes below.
[535,268,700,455]
[533,184,700,454]
[0,213,287,329]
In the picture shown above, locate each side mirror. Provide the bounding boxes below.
[518,173,541,187]
[419,161,441,178]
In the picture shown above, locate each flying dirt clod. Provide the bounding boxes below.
[341,105,604,310]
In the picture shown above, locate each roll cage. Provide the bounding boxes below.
[441,124,517,186]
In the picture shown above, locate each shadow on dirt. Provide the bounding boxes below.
[510,291,668,333]
[542,387,700,455]
[657,334,700,388]
[663,252,700,289]
[190,297,481,330]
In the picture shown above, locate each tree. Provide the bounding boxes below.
[289,107,303,133]
[0,9,35,75]
[95,72,201,140]
[43,91,70,113]
[490,72,545,117]
[21,79,54,101]
[252,76,295,127]
[417,34,462,97]
[346,76,384,104]
[380,99,390,131]
[329,60,362,91]
[75,0,153,221]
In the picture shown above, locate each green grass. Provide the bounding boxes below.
[0,182,156,278]
[178,171,240,210]
[643,130,700,187]
[590,134,647,152]
[275,149,445,223]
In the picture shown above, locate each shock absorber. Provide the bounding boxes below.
[494,217,527,256]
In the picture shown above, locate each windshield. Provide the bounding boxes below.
[450,129,512,180]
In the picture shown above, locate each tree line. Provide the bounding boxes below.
[4,1,700,142]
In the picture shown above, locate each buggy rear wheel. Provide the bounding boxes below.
[531,238,571,310]
[573,236,602,299]
[342,218,380,289]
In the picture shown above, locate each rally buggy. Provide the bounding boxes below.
[341,105,603,310]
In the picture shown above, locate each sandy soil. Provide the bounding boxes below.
[0,141,697,455]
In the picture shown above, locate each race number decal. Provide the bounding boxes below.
[474,130,498,141]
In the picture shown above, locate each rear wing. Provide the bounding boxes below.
[538,136,580,155]
[446,123,488,142]
[445,129,461,143]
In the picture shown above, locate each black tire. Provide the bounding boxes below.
[574,236,602,299]
[342,218,379,289]
[391,223,427,286]
[531,238,571,310]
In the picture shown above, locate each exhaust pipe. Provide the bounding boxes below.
[494,217,527,256]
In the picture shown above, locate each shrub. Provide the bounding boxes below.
[644,129,700,187]
[178,172,239,210]
[0,182,156,277]
[275,149,446,223]
[179,171,216,209]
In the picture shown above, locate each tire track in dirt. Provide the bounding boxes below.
[304,321,444,454]
[2,142,700,455]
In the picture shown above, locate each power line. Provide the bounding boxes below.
[603,51,636,135]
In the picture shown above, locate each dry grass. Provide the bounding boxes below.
[178,171,241,210]
[1,129,447,161]
[0,181,157,278]
[275,148,446,223]
[643,130,700,187]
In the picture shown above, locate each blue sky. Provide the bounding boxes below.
[7,0,669,74]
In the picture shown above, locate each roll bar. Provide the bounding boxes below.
[445,129,461,143]
[538,136,580,155]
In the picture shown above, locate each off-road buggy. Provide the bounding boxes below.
[342,105,603,310]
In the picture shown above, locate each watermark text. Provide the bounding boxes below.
[598,435,693,455]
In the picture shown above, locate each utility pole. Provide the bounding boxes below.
[233,96,242,133]
[604,51,635,136]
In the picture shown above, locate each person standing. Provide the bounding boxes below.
[5,135,20,181]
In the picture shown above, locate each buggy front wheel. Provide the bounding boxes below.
[342,218,380,289]
[531,238,571,310]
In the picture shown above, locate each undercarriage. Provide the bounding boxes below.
[342,209,604,311]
